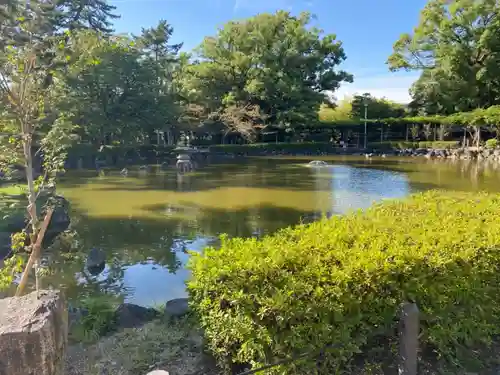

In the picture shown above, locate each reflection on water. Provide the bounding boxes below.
[43,157,500,306]
[78,237,211,306]
[331,165,410,213]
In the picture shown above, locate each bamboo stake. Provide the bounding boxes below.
[15,207,54,297]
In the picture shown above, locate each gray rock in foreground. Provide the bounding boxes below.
[147,371,170,375]
[114,303,159,329]
[165,298,189,317]
[0,290,68,375]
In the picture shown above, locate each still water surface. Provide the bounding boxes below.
[48,157,500,306]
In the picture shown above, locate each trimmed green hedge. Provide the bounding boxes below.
[66,144,177,166]
[69,144,177,158]
[417,141,460,149]
[210,141,461,154]
[188,191,500,373]
[368,141,460,150]
[209,142,335,154]
[485,139,499,149]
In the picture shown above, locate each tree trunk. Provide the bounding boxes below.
[22,123,40,289]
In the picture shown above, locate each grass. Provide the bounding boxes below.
[0,184,26,196]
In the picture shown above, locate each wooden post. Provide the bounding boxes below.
[15,208,54,297]
[399,302,419,375]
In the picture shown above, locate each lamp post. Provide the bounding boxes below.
[364,102,368,149]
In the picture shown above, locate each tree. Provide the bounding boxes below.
[135,20,183,144]
[388,0,500,113]
[0,0,77,291]
[61,32,174,145]
[407,69,455,115]
[136,20,182,64]
[318,99,353,123]
[351,93,406,119]
[50,0,120,33]
[410,124,420,141]
[179,11,352,139]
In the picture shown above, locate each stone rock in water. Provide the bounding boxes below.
[86,247,106,275]
[114,303,159,329]
[0,290,68,375]
[165,298,189,317]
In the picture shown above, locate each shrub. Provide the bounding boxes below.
[188,191,500,374]
[209,142,334,154]
[367,141,459,150]
[67,144,176,166]
[367,141,460,150]
[367,141,417,150]
[417,141,459,149]
[485,138,498,149]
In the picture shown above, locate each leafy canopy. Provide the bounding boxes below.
[178,11,352,138]
[389,0,500,113]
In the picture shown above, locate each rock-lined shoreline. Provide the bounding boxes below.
[394,146,500,161]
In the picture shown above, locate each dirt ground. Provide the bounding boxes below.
[64,317,500,375]
[64,316,220,375]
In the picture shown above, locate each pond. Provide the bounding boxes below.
[44,156,500,306]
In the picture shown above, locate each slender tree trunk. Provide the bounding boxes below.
[22,122,40,289]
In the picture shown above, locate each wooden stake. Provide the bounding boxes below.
[15,207,54,297]
[398,302,419,375]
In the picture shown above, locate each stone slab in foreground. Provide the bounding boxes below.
[0,290,68,375]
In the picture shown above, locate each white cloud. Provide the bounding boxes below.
[335,73,420,104]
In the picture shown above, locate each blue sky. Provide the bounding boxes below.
[110,0,427,103]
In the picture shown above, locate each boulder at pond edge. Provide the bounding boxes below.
[114,303,160,329]
[165,298,189,317]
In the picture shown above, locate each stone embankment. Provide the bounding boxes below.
[396,147,500,161]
